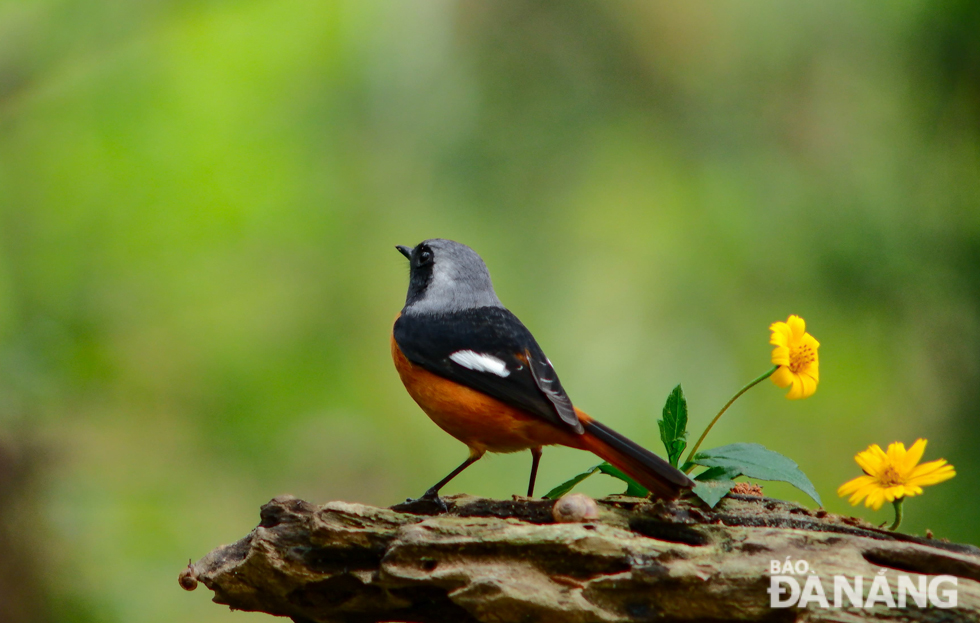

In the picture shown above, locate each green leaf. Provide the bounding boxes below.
[543,462,651,499]
[595,463,649,497]
[692,479,736,508]
[694,465,740,481]
[543,465,602,499]
[692,442,822,506]
[658,384,688,467]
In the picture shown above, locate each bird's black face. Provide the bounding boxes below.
[397,242,435,306]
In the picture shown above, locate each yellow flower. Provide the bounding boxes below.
[769,314,819,399]
[837,439,955,511]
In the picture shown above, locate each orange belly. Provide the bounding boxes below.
[391,334,580,454]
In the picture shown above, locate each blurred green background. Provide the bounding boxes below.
[1,1,979,621]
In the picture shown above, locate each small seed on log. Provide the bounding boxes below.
[179,560,198,591]
[552,493,599,523]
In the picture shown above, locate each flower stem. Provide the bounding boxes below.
[683,365,779,473]
[888,498,904,531]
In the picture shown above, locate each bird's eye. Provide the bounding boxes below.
[418,249,433,265]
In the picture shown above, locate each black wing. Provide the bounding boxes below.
[394,307,584,434]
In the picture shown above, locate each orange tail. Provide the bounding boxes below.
[573,409,694,499]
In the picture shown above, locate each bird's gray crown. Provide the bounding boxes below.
[400,239,503,315]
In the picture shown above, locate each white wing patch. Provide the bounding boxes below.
[449,350,510,377]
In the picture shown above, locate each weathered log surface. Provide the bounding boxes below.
[182,493,980,622]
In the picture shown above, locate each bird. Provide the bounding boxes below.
[391,239,694,509]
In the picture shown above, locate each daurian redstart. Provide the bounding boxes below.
[392,239,693,507]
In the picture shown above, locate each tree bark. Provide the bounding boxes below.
[181,493,980,622]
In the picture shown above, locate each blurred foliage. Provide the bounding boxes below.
[0,1,978,621]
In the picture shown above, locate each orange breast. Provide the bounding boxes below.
[391,333,579,454]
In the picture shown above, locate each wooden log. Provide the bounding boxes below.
[181,493,980,622]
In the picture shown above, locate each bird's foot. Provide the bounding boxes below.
[390,490,449,515]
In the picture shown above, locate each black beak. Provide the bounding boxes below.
[395,245,413,260]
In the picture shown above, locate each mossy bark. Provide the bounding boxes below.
[182,494,980,622]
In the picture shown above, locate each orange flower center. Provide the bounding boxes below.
[789,343,816,373]
[878,465,903,487]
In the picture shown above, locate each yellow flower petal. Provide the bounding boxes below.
[797,373,817,398]
[883,485,905,502]
[866,487,886,510]
[886,441,907,465]
[855,447,884,475]
[904,439,927,474]
[787,315,806,340]
[850,481,880,506]
[769,321,791,338]
[838,475,874,497]
[770,366,794,389]
[909,458,949,479]
[800,362,820,383]
[908,464,956,488]
[771,346,790,366]
[869,444,887,461]
[786,375,804,399]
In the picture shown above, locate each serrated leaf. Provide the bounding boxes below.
[692,479,736,508]
[543,465,601,499]
[595,463,649,497]
[658,384,688,467]
[692,442,822,506]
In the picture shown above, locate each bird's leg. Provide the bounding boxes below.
[420,454,481,500]
[392,449,484,515]
[527,446,543,497]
